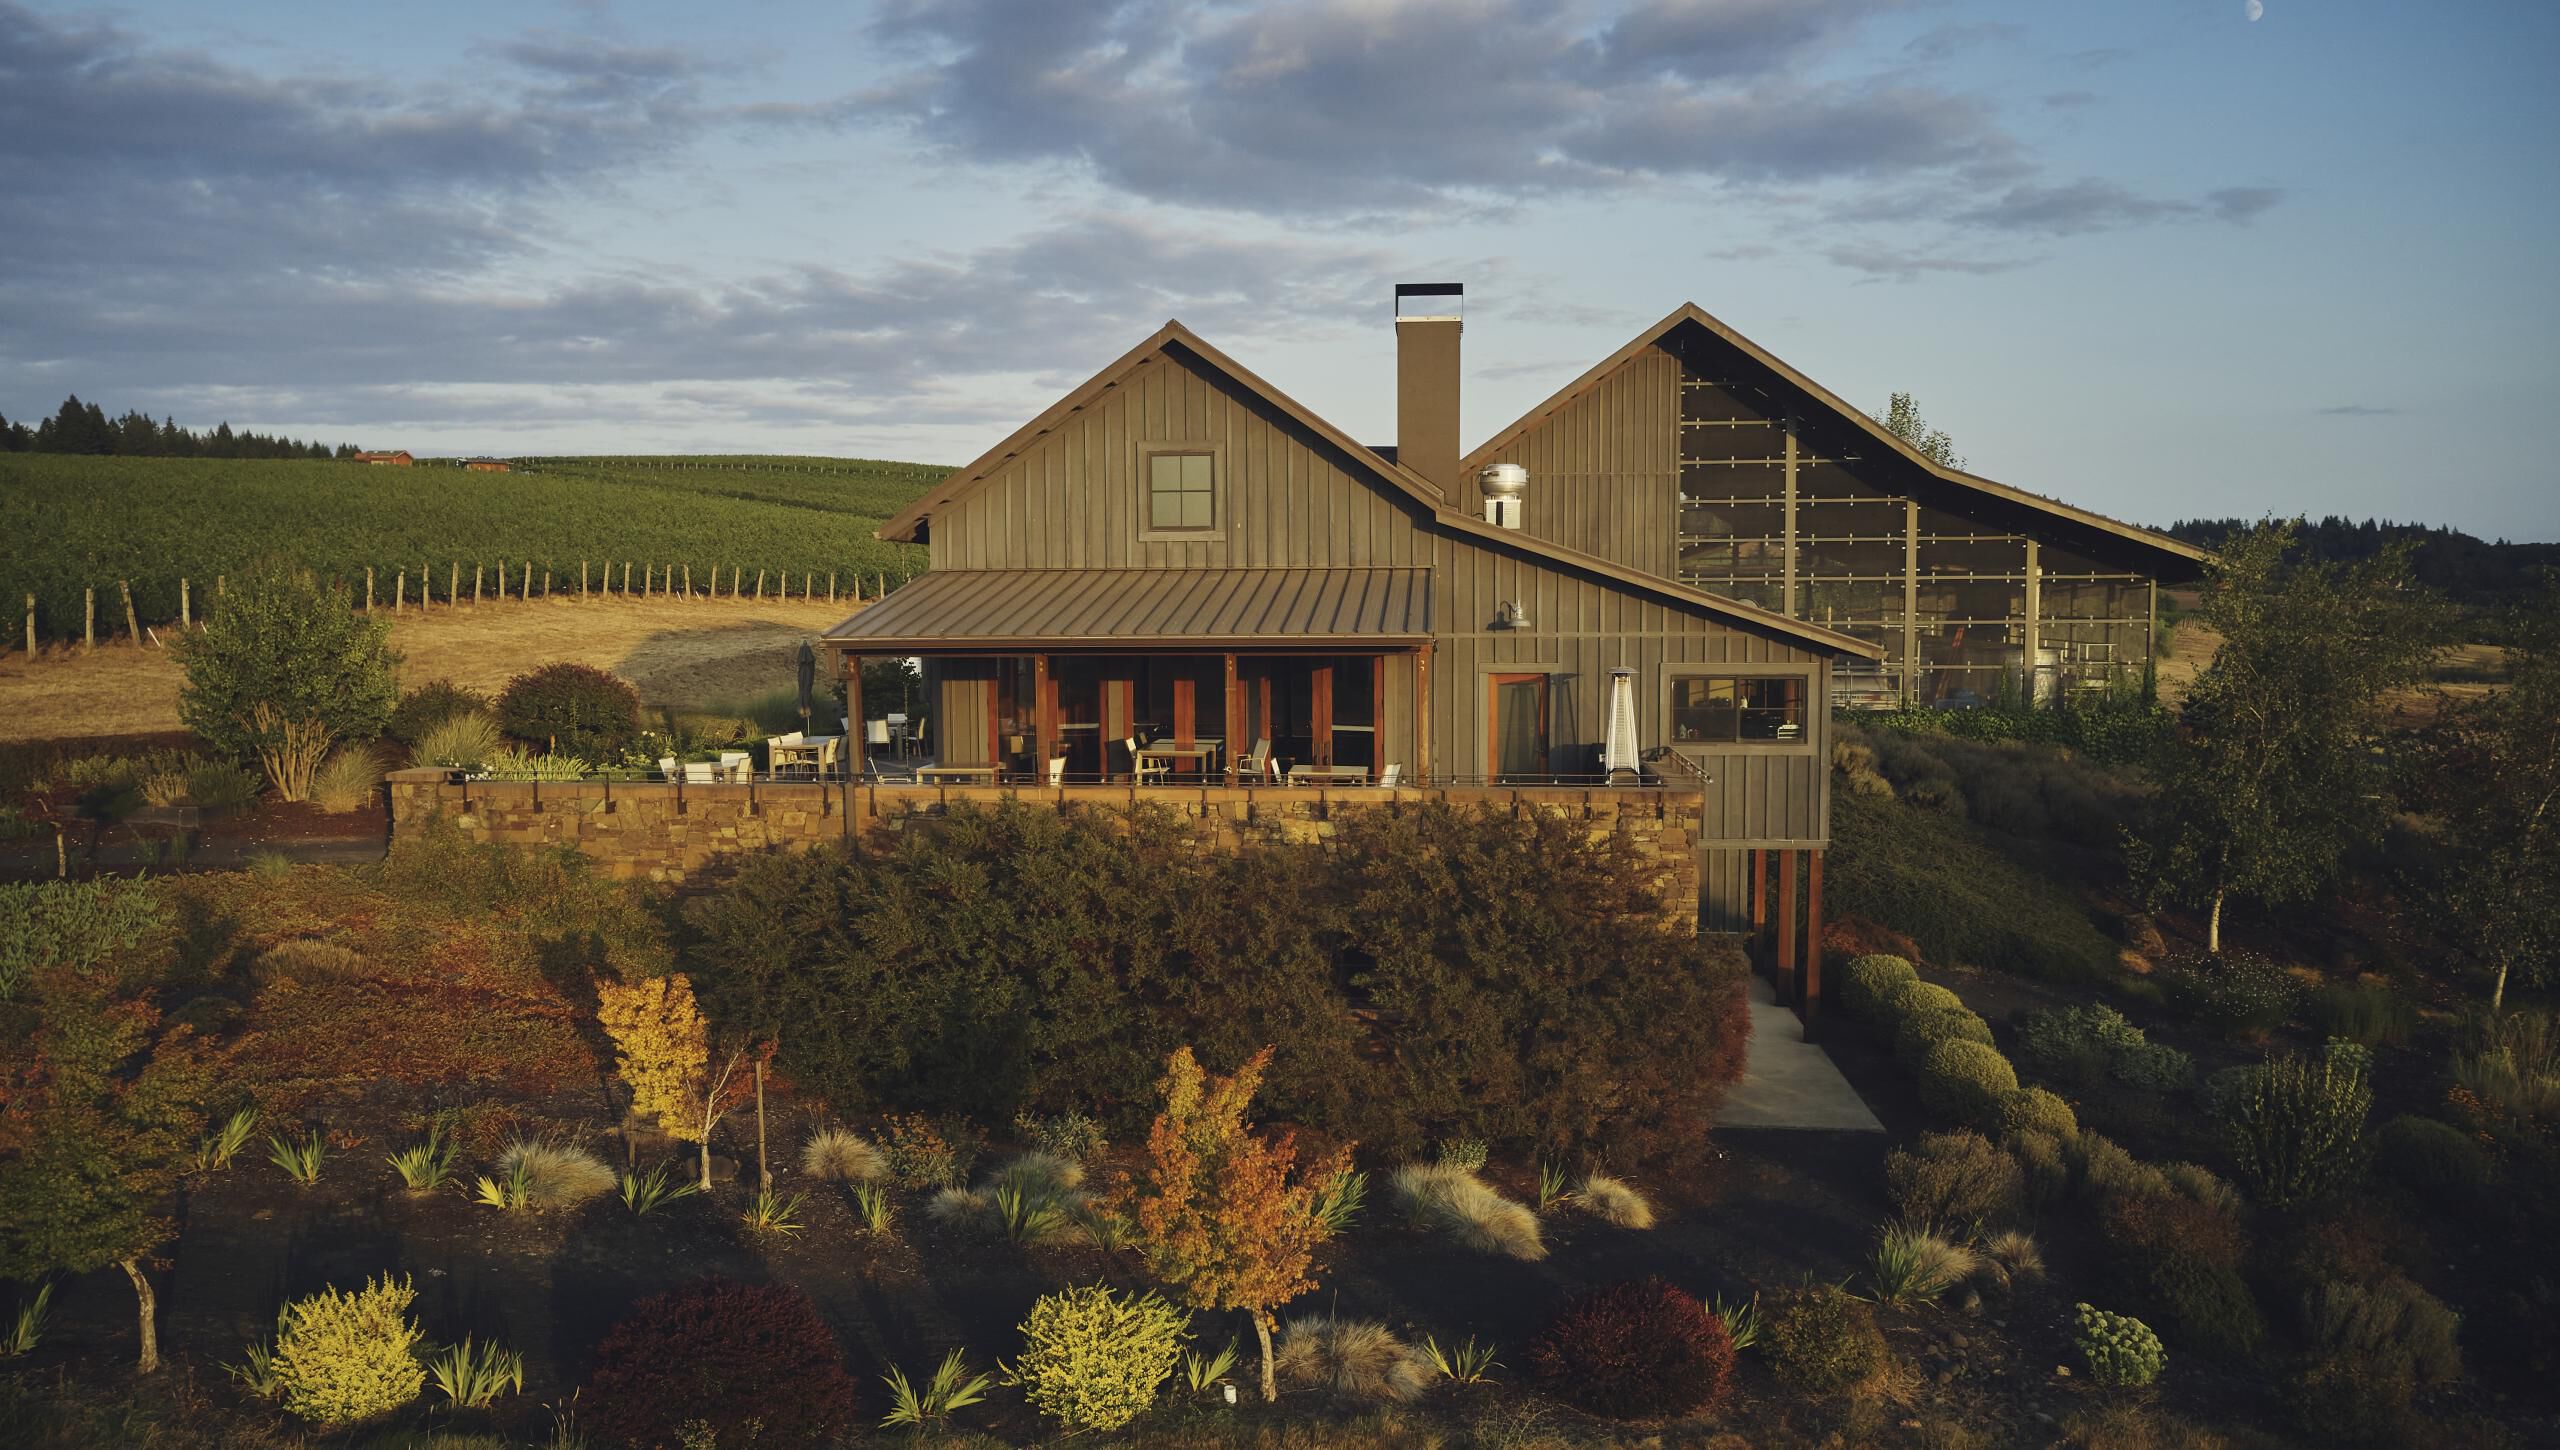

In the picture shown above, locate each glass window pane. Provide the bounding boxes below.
[1184,454,1212,489]
[1182,492,1212,529]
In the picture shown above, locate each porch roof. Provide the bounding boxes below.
[823,567,1432,651]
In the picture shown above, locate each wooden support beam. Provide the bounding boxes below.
[1777,849,1799,1007]
[1751,848,1768,962]
[1034,654,1057,784]
[1224,653,1241,785]
[1804,849,1826,1033]
[1311,662,1334,769]
[1414,645,1433,784]
[845,653,865,786]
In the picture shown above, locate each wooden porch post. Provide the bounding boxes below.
[845,653,865,784]
[1224,653,1241,785]
[1311,662,1334,769]
[1804,849,1826,1033]
[1034,654,1056,783]
[1117,678,1137,780]
[1777,849,1799,1007]
[1751,848,1768,964]
[1414,645,1433,784]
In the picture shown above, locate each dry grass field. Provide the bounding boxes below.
[0,593,862,741]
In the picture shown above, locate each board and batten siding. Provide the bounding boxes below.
[1470,344,1681,579]
[928,347,1429,572]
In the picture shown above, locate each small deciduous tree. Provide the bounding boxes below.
[0,964,211,1373]
[1876,391,1964,470]
[2396,577,2560,1008]
[174,563,397,794]
[595,973,751,1189]
[1111,1045,1352,1404]
[2131,521,2447,951]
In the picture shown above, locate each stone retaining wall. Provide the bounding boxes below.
[384,769,1705,927]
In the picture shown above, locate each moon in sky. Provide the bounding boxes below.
[2246,0,2264,19]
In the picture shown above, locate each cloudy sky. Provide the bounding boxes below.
[3,1,2554,537]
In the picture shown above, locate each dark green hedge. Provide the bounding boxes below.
[1823,790,2121,981]
[682,800,1748,1163]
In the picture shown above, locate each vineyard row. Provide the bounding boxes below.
[14,560,916,654]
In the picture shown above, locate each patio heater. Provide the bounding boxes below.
[1602,668,1641,782]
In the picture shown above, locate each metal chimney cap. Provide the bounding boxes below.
[1478,462,1529,498]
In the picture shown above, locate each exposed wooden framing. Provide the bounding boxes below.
[845,652,865,788]
[1903,500,1921,704]
[1414,645,1433,783]
[1311,662,1334,768]
[1224,653,1241,784]
[2023,539,2042,700]
[1780,419,1798,617]
[1034,654,1056,779]
[1777,849,1799,1006]
[1751,848,1768,946]
[1804,849,1825,1031]
[1371,655,1387,771]
[1118,678,1137,777]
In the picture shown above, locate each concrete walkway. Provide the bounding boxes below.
[1722,972,1885,1131]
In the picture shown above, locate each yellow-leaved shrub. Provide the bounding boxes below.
[1004,1284,1187,1432]
[273,1273,426,1425]
[596,973,709,1138]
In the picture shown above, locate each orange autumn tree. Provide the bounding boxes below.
[596,973,745,1190]
[1113,1045,1352,1403]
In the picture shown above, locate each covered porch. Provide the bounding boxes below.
[824,566,1434,787]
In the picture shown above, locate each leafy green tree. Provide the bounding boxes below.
[174,563,399,777]
[0,914,211,1374]
[2132,521,2448,951]
[2397,576,2560,1007]
[1876,391,1964,469]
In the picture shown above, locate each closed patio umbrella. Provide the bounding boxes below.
[1603,668,1640,782]
[795,640,816,730]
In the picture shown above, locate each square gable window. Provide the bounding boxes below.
[1147,451,1215,532]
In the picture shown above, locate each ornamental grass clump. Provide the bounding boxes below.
[271,1273,426,1425]
[799,1126,888,1184]
[2074,1303,2166,1388]
[2227,1050,2371,1208]
[412,712,500,771]
[1574,1172,1655,1229]
[309,744,386,814]
[1868,1222,1978,1307]
[1390,1163,1546,1261]
[1527,1277,1735,1420]
[492,1140,615,1211]
[1003,1285,1188,1434]
[1272,1315,1433,1403]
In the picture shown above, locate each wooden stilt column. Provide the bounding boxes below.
[1224,652,1241,786]
[1777,849,1799,1007]
[1751,848,1769,968]
[1804,849,1826,1033]
[1034,655,1056,785]
[844,654,865,790]
[1414,645,1433,784]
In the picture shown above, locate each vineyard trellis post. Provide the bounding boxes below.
[364,566,374,613]
[180,578,190,630]
[581,561,588,600]
[84,587,95,652]
[541,568,549,598]
[396,570,406,613]
[474,564,484,604]
[121,581,140,646]
[681,564,689,599]
[829,572,836,603]
[755,569,766,601]
[24,594,34,658]
[449,563,459,611]
[524,562,532,599]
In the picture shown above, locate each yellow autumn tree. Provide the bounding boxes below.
[596,973,741,1189]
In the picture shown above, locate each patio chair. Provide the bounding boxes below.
[682,761,717,784]
[866,719,891,753]
[1235,737,1275,783]
[813,736,841,778]
[718,750,751,783]
[1046,754,1067,788]
[658,756,680,781]
[1124,736,1167,785]
[1379,763,1404,788]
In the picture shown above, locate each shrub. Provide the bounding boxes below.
[1880,978,1966,1024]
[2161,1162,2242,1217]
[1574,1172,1654,1229]
[1980,1230,2045,1293]
[493,1140,615,1210]
[174,563,398,772]
[2160,950,2300,1039]
[1895,1005,1996,1067]
[584,1279,858,1448]
[2095,1191,2264,1359]
[1918,1039,2018,1126]
[1528,1276,1735,1420]
[271,1273,426,1425]
[1997,1086,2079,1140]
[388,680,491,745]
[2371,1114,2494,1205]
[310,745,386,814]
[881,1113,969,1189]
[1885,1130,2021,1230]
[186,759,264,813]
[2298,1272,2462,1387]
[2197,1063,2263,1122]
[480,749,591,781]
[1763,1281,1886,1393]
[1272,1315,1432,1403]
[2227,1051,2371,1208]
[1015,1109,1108,1165]
[1434,1137,1491,1173]
[2310,983,2414,1049]
[494,662,641,760]
[2016,1003,2145,1088]
[1841,953,1918,1017]
[2008,1129,2072,1208]
[2074,1304,2166,1388]
[1,878,167,1001]
[413,712,500,771]
[1005,1285,1187,1433]
[1390,1163,1546,1260]
[800,1127,887,1184]
[2068,1131,2172,1202]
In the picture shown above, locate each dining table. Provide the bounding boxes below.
[1134,739,1223,776]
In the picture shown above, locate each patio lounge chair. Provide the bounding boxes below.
[868,755,918,783]
[1379,763,1404,788]
[1047,755,1067,788]
[1235,738,1275,783]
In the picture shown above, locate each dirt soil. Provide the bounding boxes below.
[0,594,863,742]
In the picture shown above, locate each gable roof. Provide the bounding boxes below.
[876,318,1882,661]
[1463,303,2209,575]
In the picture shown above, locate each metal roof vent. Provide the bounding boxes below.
[1478,462,1527,529]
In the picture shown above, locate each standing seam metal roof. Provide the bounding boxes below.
[824,567,1432,647]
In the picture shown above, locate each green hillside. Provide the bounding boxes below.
[0,454,942,640]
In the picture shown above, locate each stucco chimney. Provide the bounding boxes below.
[1395,282,1462,503]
